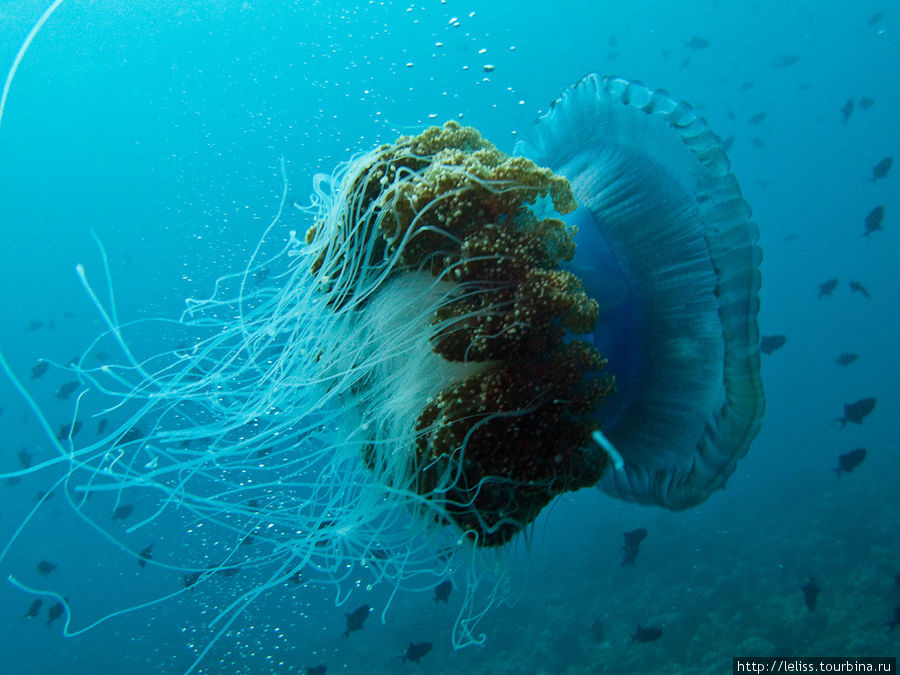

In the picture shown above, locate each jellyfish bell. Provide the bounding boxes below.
[0,73,763,667]
[514,74,765,508]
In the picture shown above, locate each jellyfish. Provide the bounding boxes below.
[0,74,763,669]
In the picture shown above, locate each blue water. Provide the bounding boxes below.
[0,1,897,673]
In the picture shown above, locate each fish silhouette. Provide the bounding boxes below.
[632,625,663,642]
[835,398,876,427]
[306,666,326,675]
[342,605,370,637]
[30,361,49,379]
[402,641,433,663]
[24,599,42,619]
[685,36,709,49]
[817,278,838,298]
[622,528,648,565]
[834,448,866,477]
[858,97,874,110]
[885,606,899,633]
[760,335,786,355]
[36,560,57,576]
[835,353,857,367]
[801,578,820,611]
[863,206,884,239]
[849,280,870,300]
[138,544,153,568]
[55,381,80,400]
[433,580,452,603]
[840,99,853,123]
[111,504,135,520]
[871,156,892,182]
[46,602,64,626]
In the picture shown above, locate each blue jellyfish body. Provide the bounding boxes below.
[1,75,763,665]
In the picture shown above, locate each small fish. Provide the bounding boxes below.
[307,666,326,675]
[835,398,876,427]
[97,418,108,435]
[760,335,786,355]
[849,280,870,300]
[18,449,32,469]
[433,580,452,603]
[622,528,648,566]
[114,427,145,447]
[685,36,709,49]
[632,625,663,642]
[36,560,57,576]
[867,12,883,26]
[255,267,269,284]
[138,544,153,568]
[288,570,303,585]
[111,504,135,520]
[402,641,433,663]
[840,98,854,123]
[56,421,82,441]
[858,97,874,110]
[46,602,64,626]
[802,578,820,611]
[24,599,42,619]
[30,361,49,379]
[885,606,900,633]
[740,80,755,91]
[590,618,604,641]
[835,353,857,367]
[720,135,735,152]
[817,278,838,298]
[748,112,767,125]
[34,490,54,502]
[342,604,370,637]
[895,572,900,589]
[183,572,202,589]
[834,448,867,477]
[863,206,884,239]
[871,156,893,182]
[55,381,80,400]
[776,54,800,68]
[25,320,43,332]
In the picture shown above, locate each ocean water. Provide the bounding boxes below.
[0,1,897,673]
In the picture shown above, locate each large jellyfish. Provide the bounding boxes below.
[1,74,763,668]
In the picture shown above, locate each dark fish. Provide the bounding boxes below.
[114,427,145,446]
[30,361,49,379]
[55,381,80,400]
[801,578,820,611]
[97,418,108,435]
[871,156,893,182]
[590,618,604,641]
[288,570,303,585]
[849,280,870,300]
[685,36,709,49]
[56,421,82,441]
[342,604,370,637]
[885,606,900,633]
[632,625,663,642]
[255,267,270,284]
[111,504,134,520]
[760,335,786,355]
[840,98,854,123]
[183,572,202,589]
[834,448,866,477]
[740,80,755,91]
[835,398,876,427]
[863,206,884,239]
[859,97,874,110]
[835,353,857,367]
[18,449,32,469]
[751,137,765,149]
[36,560,57,576]
[46,602,64,626]
[34,490,54,502]
[895,572,900,588]
[402,641,433,663]
[24,599,42,619]
[776,54,800,68]
[817,278,838,298]
[622,528,648,566]
[138,543,153,568]
[720,135,735,153]
[25,320,43,332]
[867,12,883,26]
[307,666,326,675]
[748,112,767,125]
[433,580,452,603]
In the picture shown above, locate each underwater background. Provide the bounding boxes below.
[0,0,897,673]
